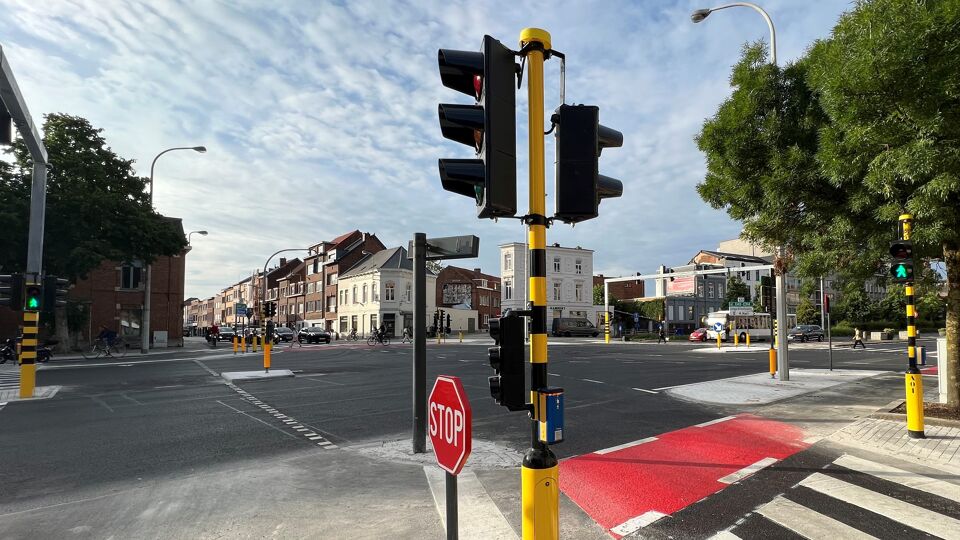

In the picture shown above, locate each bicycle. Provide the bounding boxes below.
[347,330,359,341]
[367,333,390,346]
[81,337,127,359]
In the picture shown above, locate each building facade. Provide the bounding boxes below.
[337,246,436,338]
[500,242,594,330]
[435,266,501,330]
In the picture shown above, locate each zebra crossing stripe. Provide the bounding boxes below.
[756,495,877,539]
[799,472,960,538]
[832,454,960,503]
[706,532,741,540]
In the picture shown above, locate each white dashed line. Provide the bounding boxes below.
[632,388,659,394]
[223,382,339,451]
[582,378,604,384]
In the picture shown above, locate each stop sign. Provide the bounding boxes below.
[429,375,472,475]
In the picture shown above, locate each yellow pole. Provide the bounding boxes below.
[264,341,271,372]
[901,213,924,438]
[717,333,721,350]
[746,332,751,348]
[604,311,610,344]
[19,309,39,398]
[769,347,777,378]
[459,330,463,343]
[232,336,238,354]
[520,27,558,540]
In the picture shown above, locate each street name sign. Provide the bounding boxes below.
[728,301,754,316]
[429,375,472,475]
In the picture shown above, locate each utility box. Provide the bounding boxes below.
[153,330,169,349]
[938,338,947,404]
[538,387,564,445]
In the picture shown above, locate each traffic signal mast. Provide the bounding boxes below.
[552,104,623,223]
[897,214,925,438]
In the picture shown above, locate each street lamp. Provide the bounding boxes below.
[142,145,207,354]
[187,230,208,244]
[691,1,789,378]
[262,248,309,328]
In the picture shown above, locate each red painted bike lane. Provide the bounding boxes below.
[559,414,810,537]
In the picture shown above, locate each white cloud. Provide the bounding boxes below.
[0,0,851,299]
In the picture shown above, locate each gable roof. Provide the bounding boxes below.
[332,230,360,246]
[340,246,434,279]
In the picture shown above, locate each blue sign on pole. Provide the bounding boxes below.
[713,322,724,332]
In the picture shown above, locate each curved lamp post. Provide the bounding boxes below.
[262,248,309,327]
[142,145,207,354]
[187,230,208,245]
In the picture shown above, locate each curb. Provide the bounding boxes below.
[869,399,960,428]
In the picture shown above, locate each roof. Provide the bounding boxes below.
[332,230,359,246]
[690,250,770,265]
[340,246,432,278]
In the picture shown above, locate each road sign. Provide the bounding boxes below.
[244,307,253,318]
[236,303,247,313]
[407,235,480,261]
[713,322,724,332]
[429,375,472,475]
[728,301,754,316]
[632,313,639,323]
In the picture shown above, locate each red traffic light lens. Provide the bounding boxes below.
[473,75,482,99]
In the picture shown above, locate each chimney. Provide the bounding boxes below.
[474,268,481,274]
[279,257,287,266]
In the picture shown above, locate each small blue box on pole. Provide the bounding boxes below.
[538,387,564,444]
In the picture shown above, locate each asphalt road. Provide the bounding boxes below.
[0,336,937,537]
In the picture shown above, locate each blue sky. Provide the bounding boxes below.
[0,0,851,299]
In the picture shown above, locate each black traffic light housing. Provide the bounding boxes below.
[43,275,69,313]
[438,35,518,219]
[889,240,914,283]
[23,283,42,311]
[552,104,623,224]
[0,273,24,308]
[759,275,776,312]
[487,314,526,411]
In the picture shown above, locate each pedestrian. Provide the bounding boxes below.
[657,324,666,344]
[853,327,865,349]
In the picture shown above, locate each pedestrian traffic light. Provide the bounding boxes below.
[487,314,525,411]
[552,104,623,223]
[889,240,914,283]
[446,313,451,328]
[43,275,69,312]
[0,273,23,308]
[760,275,775,312]
[438,35,518,219]
[24,282,42,311]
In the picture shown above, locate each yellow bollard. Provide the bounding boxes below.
[264,342,272,372]
[716,334,722,350]
[746,333,751,348]
[459,331,463,343]
[734,332,739,347]
[233,336,238,354]
[769,347,777,378]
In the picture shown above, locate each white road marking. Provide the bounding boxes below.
[632,388,659,394]
[707,531,742,540]
[581,378,604,384]
[833,454,960,503]
[718,457,778,484]
[595,436,659,455]
[611,511,668,536]
[424,466,518,539]
[695,416,735,428]
[756,495,876,539]
[799,472,960,538]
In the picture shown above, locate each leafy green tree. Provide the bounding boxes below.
[834,286,874,324]
[1,114,187,344]
[721,275,751,310]
[593,284,606,306]
[796,298,819,325]
[806,0,960,405]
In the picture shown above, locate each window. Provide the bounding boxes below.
[698,283,704,298]
[480,295,489,306]
[405,283,412,302]
[504,253,513,271]
[575,282,583,302]
[281,286,287,297]
[553,257,561,273]
[504,279,512,300]
[385,282,395,301]
[708,283,714,298]
[494,298,499,307]
[340,317,348,333]
[373,282,379,302]
[575,259,582,275]
[118,308,142,338]
[328,273,337,286]
[120,262,143,290]
[313,260,319,274]
[668,305,674,321]
[339,290,344,306]
[327,295,336,312]
[553,281,561,301]
[362,284,368,303]
[353,285,358,304]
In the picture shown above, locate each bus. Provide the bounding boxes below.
[704,310,796,342]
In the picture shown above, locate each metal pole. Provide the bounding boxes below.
[827,311,833,371]
[901,214,925,438]
[413,233,427,453]
[776,246,789,381]
[820,276,825,329]
[445,472,458,540]
[603,282,609,344]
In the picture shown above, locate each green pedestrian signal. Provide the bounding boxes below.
[24,284,42,311]
[895,265,908,278]
[889,239,914,283]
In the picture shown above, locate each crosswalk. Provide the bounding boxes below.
[711,454,960,539]
[0,365,20,390]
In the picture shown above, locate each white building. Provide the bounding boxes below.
[336,247,436,338]
[500,242,594,330]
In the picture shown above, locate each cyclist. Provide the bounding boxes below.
[97,325,118,347]
[208,323,220,347]
[378,324,386,342]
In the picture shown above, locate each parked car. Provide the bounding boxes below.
[788,325,825,342]
[216,328,236,342]
[272,326,295,343]
[688,328,708,342]
[298,327,331,344]
[551,317,599,337]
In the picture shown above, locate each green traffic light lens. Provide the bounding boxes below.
[895,264,908,278]
[27,297,39,309]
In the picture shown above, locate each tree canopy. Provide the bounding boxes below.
[0,114,186,281]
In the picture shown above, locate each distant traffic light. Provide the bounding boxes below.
[0,273,23,308]
[438,35,519,219]
[552,104,623,223]
[759,275,775,311]
[43,275,69,313]
[487,314,525,411]
[24,282,42,311]
[889,240,914,283]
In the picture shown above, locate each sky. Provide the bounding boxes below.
[0,0,852,300]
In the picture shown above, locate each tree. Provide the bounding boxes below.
[1,114,187,344]
[593,284,605,306]
[806,0,960,406]
[796,298,819,325]
[834,285,873,324]
[721,275,751,310]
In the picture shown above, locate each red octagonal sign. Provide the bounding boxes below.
[429,375,472,475]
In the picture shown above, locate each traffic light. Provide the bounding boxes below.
[24,282,42,311]
[446,313,451,329]
[438,35,518,219]
[0,273,23,308]
[759,275,775,312]
[889,240,914,283]
[487,314,525,411]
[552,104,623,223]
[43,275,69,312]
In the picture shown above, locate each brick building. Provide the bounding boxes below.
[435,266,501,330]
[594,274,646,301]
